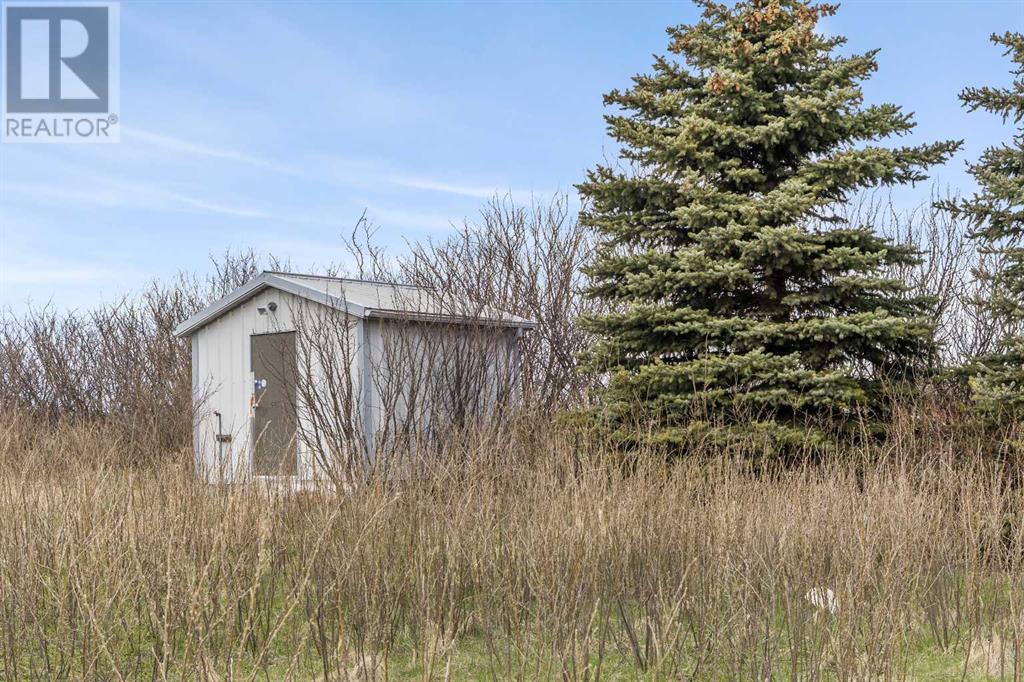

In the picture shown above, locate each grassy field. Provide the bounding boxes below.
[0,409,1021,681]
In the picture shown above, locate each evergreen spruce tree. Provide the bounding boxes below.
[578,0,960,447]
[942,32,1024,425]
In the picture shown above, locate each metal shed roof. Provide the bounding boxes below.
[173,271,537,337]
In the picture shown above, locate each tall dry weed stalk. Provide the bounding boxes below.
[0,409,1021,680]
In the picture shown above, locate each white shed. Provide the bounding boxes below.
[173,271,535,483]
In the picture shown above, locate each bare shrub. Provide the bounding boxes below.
[846,190,1017,367]
[0,251,268,463]
[292,299,367,485]
[290,281,529,486]
[281,193,600,482]
[346,193,600,412]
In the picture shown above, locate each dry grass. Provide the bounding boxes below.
[0,411,1021,681]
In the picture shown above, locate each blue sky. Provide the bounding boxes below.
[1,0,1022,310]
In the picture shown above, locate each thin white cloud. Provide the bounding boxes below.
[388,176,504,199]
[122,128,299,176]
[170,194,270,219]
[2,181,133,208]
[362,202,455,232]
[241,233,350,269]
[124,129,552,207]
[3,179,271,220]
[1,264,122,286]
[387,175,552,199]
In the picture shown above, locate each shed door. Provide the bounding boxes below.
[251,332,298,476]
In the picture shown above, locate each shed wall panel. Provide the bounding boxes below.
[192,288,325,482]
[190,284,523,483]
